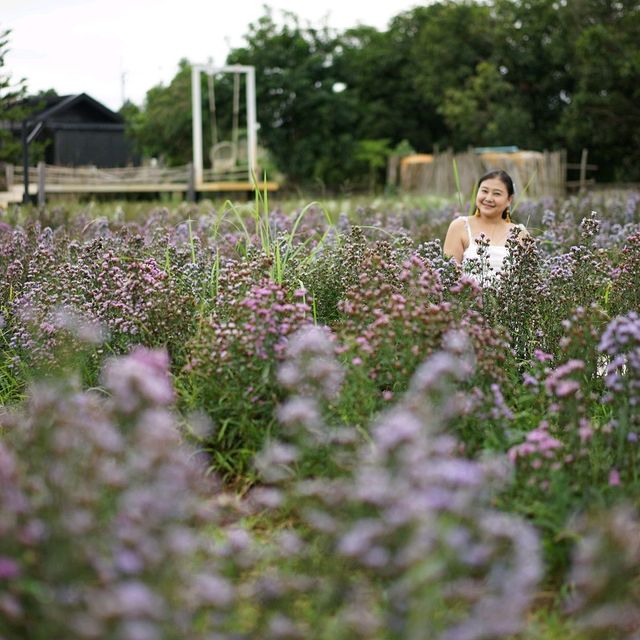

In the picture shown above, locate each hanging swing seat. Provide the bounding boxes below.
[210,141,237,172]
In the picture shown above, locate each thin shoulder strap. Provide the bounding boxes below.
[463,216,473,243]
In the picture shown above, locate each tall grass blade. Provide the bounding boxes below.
[353,224,397,239]
[453,158,464,211]
[467,180,478,217]
[512,168,538,215]
[219,200,252,255]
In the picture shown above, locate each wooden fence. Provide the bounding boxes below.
[1,162,277,206]
[5,163,252,188]
[388,149,569,199]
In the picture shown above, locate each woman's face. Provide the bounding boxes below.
[475,178,513,218]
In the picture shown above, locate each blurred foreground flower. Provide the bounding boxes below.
[248,328,543,639]
[0,347,244,639]
[566,505,640,639]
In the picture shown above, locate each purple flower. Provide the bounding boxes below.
[490,383,514,420]
[191,574,235,608]
[277,397,322,433]
[104,581,164,618]
[337,519,386,558]
[372,408,424,451]
[0,557,20,580]
[508,422,563,465]
[278,325,344,400]
[608,468,621,486]
[102,347,174,413]
[544,359,585,398]
[534,349,554,362]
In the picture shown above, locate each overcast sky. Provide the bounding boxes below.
[3,0,420,112]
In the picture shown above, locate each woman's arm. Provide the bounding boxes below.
[443,217,465,264]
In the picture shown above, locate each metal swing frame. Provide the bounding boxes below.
[191,63,258,188]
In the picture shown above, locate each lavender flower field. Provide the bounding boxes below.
[1,191,640,639]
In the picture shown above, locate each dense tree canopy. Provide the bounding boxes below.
[559,0,640,180]
[1,29,57,167]
[0,28,28,164]
[226,9,363,189]
[7,2,636,189]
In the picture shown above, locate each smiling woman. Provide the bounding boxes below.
[443,169,530,282]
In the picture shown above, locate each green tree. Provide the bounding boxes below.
[0,27,28,164]
[491,0,573,150]
[559,0,640,181]
[227,8,361,190]
[128,59,193,166]
[353,138,392,193]
[121,0,640,187]
[339,2,500,154]
[125,57,244,168]
[337,25,431,152]
[118,99,141,158]
[405,1,495,149]
[439,61,533,147]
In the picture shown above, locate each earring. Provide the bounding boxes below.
[474,207,480,216]
[503,207,511,221]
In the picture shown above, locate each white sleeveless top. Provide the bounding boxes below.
[461,217,525,282]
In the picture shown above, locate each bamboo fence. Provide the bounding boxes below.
[391,149,567,199]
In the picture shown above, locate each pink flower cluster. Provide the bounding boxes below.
[543,359,585,398]
[508,420,564,473]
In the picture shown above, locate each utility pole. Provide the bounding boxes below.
[121,71,128,106]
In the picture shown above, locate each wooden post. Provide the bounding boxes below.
[187,162,196,202]
[558,149,567,196]
[386,155,399,188]
[579,148,588,192]
[5,164,13,190]
[37,162,46,207]
[22,122,30,204]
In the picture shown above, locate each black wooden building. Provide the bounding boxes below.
[10,93,134,167]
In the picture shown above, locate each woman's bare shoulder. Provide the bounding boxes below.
[447,215,468,230]
[443,215,468,262]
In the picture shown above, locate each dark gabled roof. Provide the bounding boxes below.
[32,93,123,124]
[0,93,125,132]
[21,93,63,109]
